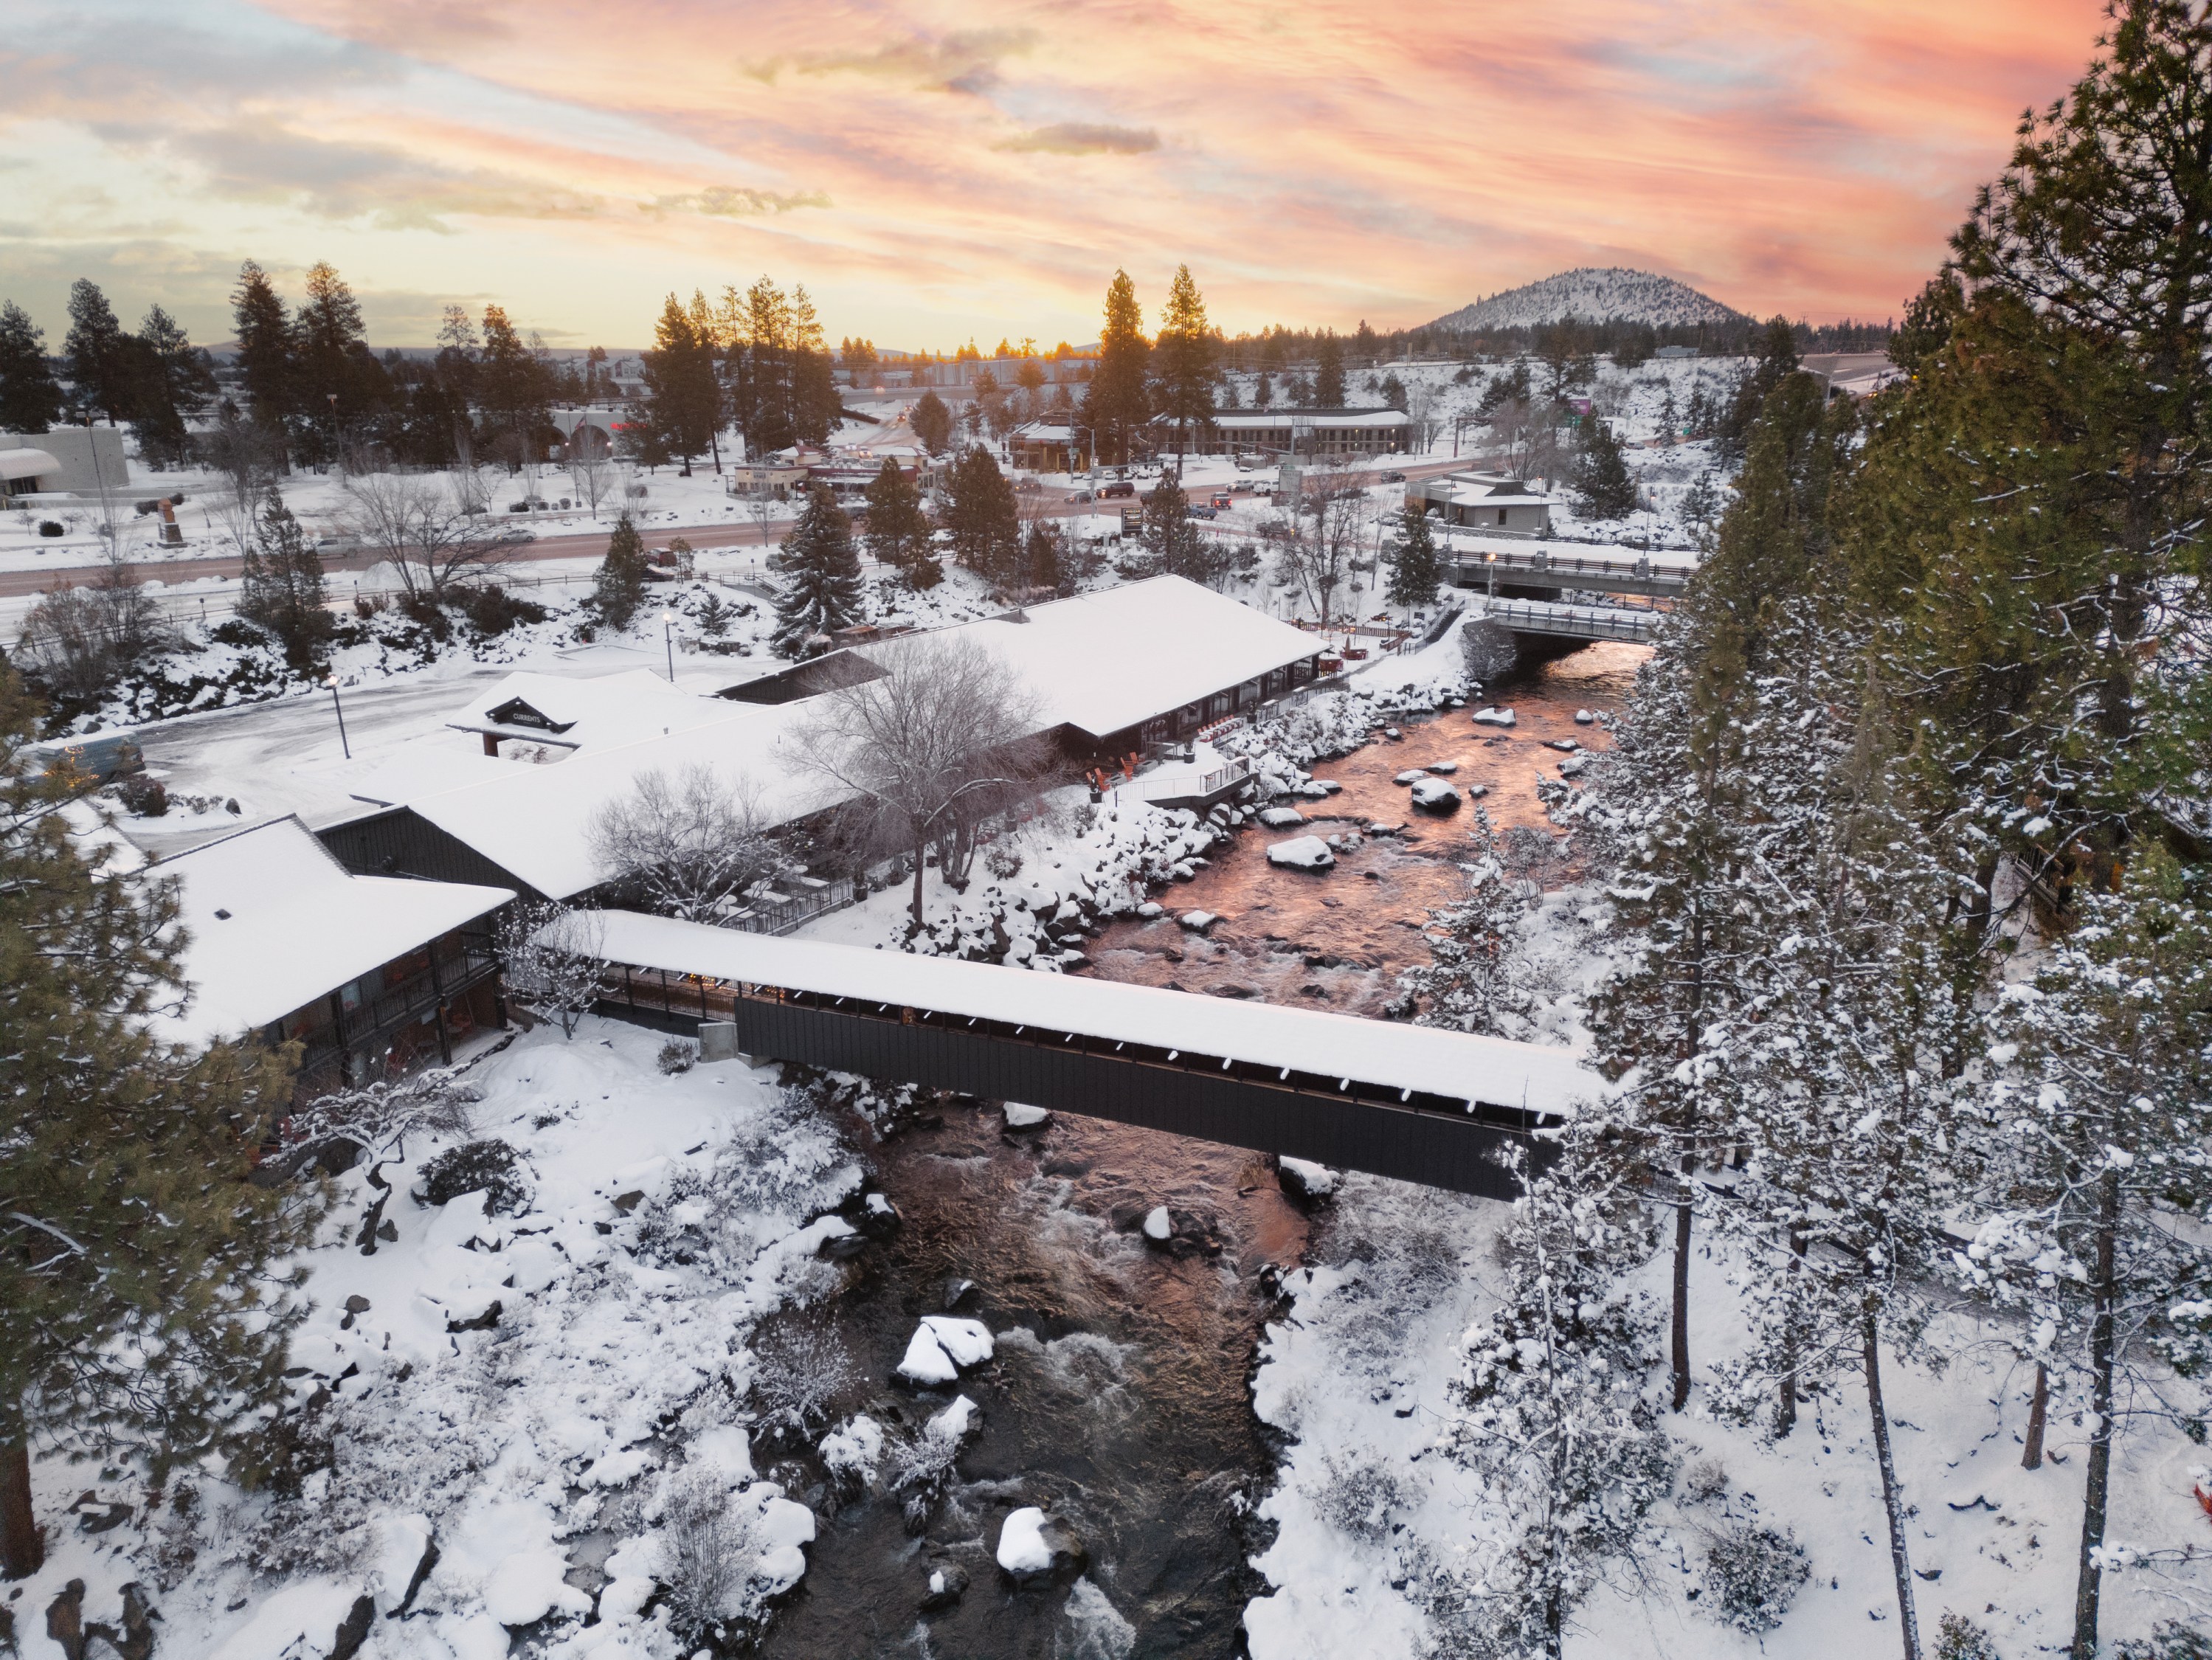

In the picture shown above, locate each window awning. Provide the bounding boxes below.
[0,449,61,482]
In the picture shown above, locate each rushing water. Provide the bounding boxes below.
[756,644,1645,1658]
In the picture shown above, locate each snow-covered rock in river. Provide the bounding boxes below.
[1179,910,1218,932]
[1277,1157,1339,1200]
[1559,755,1587,777]
[997,1507,1087,1583]
[1471,706,1517,727]
[1426,761,1458,774]
[1258,806,1307,828]
[1575,708,1596,724]
[1544,739,1578,752]
[1142,1205,1173,1242]
[896,1316,995,1386]
[1392,770,1425,785]
[1409,778,1462,813]
[1266,836,1336,870]
[1003,1102,1051,1131]
[922,1560,971,1611]
[1136,901,1163,919]
[1313,780,1342,793]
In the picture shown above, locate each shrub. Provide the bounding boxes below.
[747,1315,858,1436]
[415,1138,530,1214]
[1681,1456,1728,1504]
[116,775,169,817]
[1314,1455,1413,1545]
[1700,1522,1808,1634]
[460,584,549,636]
[984,842,1023,881]
[663,1471,759,1640]
[209,618,264,649]
[1936,1612,2002,1660]
[395,590,453,640]
[2118,1624,2212,1660]
[657,1039,696,1075]
[38,520,63,536]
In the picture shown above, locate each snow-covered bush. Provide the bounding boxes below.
[1679,1456,1728,1504]
[664,1470,766,1642]
[1698,1521,1808,1634]
[890,1411,970,1532]
[658,1038,697,1075]
[747,1315,858,1437]
[414,1138,529,1213]
[2116,1623,2212,1660]
[1936,1612,2004,1660]
[1313,1454,1413,1545]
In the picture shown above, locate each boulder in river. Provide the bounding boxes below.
[1003,1102,1051,1132]
[1266,835,1336,870]
[997,1507,1088,1585]
[1258,806,1307,828]
[1178,910,1218,932]
[1575,708,1596,724]
[1142,1205,1172,1242]
[1472,706,1517,727]
[1278,1156,1341,1201]
[1392,769,1425,785]
[921,1560,971,1611]
[1409,778,1462,814]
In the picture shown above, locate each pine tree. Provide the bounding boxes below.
[237,485,332,668]
[592,514,652,630]
[1154,264,1215,468]
[477,303,554,471]
[1400,805,1515,1032]
[0,670,315,1577]
[1717,317,1799,460]
[943,446,1020,587]
[1086,270,1150,464]
[1313,331,1346,407]
[1023,522,1063,595]
[291,262,389,460]
[1437,1134,1675,1659]
[863,457,938,587]
[63,279,133,426]
[1572,415,1636,520]
[230,260,294,444]
[128,305,216,468]
[910,389,953,457]
[770,487,865,656]
[0,301,63,434]
[1136,474,1217,584]
[1383,506,1442,611]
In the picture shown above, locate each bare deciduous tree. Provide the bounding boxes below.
[495,900,606,1038]
[1268,466,1372,628]
[342,469,505,597]
[587,765,784,922]
[567,452,617,521]
[784,634,1051,930]
[15,556,174,702]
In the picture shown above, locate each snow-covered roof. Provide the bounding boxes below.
[581,911,1594,1118]
[155,817,511,1042]
[856,576,1322,742]
[0,448,61,482]
[387,700,838,902]
[1209,410,1409,431]
[350,670,743,808]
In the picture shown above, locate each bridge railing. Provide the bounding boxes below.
[1481,600,1658,643]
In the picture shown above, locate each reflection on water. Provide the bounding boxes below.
[759,643,1645,1658]
[1083,641,1645,1012]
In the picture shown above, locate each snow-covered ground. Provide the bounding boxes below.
[13,1016,871,1660]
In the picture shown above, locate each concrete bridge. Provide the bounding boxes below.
[1474,597,1659,645]
[1452,545,1692,601]
[567,911,1586,1199]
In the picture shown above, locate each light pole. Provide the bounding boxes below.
[662,610,676,682]
[325,674,351,759]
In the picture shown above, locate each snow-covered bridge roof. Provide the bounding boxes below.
[581,910,1594,1119]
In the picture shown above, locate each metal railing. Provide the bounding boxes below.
[1480,600,1657,643]
[723,877,858,937]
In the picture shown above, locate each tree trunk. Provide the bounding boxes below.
[2073,1169,2122,1659]
[2023,1360,2049,1470]
[910,838,927,933]
[1863,1301,1921,1660]
[1670,1159,1693,1411]
[1,1395,41,1580]
[1777,1222,1807,1437]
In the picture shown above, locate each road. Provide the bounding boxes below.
[0,455,1482,598]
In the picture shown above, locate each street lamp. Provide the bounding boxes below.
[662,610,677,682]
[325,673,350,759]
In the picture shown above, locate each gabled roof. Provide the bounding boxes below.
[154,816,511,1042]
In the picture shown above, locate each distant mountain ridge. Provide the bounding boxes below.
[1428,268,1747,332]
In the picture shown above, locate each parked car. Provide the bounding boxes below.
[1101,481,1136,499]
[1186,504,1218,519]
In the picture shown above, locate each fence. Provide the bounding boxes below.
[722,876,858,937]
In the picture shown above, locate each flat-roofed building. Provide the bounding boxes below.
[1161,407,1409,460]
[1405,469,1561,537]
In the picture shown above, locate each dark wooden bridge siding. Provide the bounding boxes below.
[730,995,1549,1200]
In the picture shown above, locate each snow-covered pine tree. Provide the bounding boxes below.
[768,486,864,657]
[862,457,938,588]
[0,669,316,1577]
[1571,415,1636,521]
[592,513,651,630]
[237,484,332,668]
[1383,506,1443,613]
[1967,845,2212,1655]
[1433,1134,1674,1659]
[1400,805,1517,1034]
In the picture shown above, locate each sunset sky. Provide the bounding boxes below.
[0,0,2107,352]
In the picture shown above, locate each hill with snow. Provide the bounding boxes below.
[1429,267,1746,331]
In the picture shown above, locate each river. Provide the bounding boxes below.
[753,643,1645,1658]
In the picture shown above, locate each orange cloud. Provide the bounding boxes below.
[0,0,2108,346]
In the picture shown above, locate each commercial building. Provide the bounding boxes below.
[1161,407,1410,460]
[0,427,129,495]
[1404,469,1561,537]
[156,816,512,1093]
